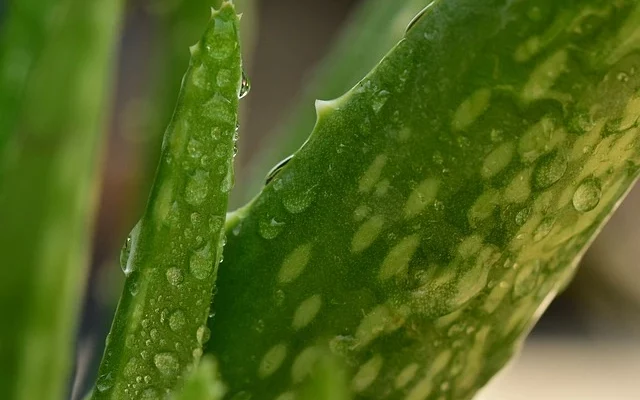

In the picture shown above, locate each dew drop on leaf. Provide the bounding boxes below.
[190,244,213,280]
[239,70,251,99]
[169,310,186,331]
[258,217,285,239]
[185,170,210,206]
[196,325,211,345]
[283,187,315,214]
[96,373,114,392]
[153,352,179,375]
[120,221,141,275]
[534,151,567,189]
[166,267,184,286]
[572,178,602,212]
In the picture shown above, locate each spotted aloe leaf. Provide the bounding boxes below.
[206,0,640,399]
[92,3,243,398]
[0,0,123,399]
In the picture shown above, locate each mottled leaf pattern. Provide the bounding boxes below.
[206,1,640,399]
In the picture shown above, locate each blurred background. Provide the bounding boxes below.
[5,0,637,398]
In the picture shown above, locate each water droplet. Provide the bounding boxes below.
[169,310,186,331]
[573,178,602,212]
[233,125,239,156]
[258,217,285,239]
[144,375,151,384]
[283,187,315,214]
[124,357,141,378]
[166,268,184,286]
[221,169,234,193]
[150,329,159,341]
[185,170,210,206]
[265,155,293,185]
[120,221,141,276]
[154,352,179,376]
[239,70,251,99]
[96,373,114,392]
[190,244,213,280]
[534,151,567,189]
[371,90,390,113]
[196,325,211,345]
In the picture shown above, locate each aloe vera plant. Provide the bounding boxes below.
[203,0,640,399]
[1,0,639,399]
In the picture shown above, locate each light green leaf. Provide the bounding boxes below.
[0,0,123,398]
[92,3,243,398]
[206,0,640,399]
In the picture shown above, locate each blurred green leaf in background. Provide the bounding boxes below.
[0,0,123,399]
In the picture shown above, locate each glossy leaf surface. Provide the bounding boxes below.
[92,3,242,399]
[207,1,640,399]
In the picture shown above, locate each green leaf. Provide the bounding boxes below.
[173,356,226,400]
[207,0,640,399]
[236,0,430,205]
[143,0,256,191]
[91,3,243,398]
[0,0,123,398]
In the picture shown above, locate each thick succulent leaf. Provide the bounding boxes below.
[92,3,242,399]
[236,0,430,205]
[0,0,123,398]
[207,0,640,399]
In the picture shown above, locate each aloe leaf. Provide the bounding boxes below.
[206,0,640,399]
[144,0,256,188]
[236,0,429,204]
[173,356,226,400]
[92,3,242,398]
[0,0,123,398]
